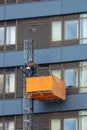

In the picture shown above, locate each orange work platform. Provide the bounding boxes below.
[26,75,66,101]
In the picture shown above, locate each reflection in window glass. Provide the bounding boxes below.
[0,123,3,130]
[51,119,60,130]
[6,26,16,45]
[80,18,87,44]
[64,69,78,88]
[52,69,61,79]
[64,118,77,130]
[52,21,62,41]
[0,74,4,93]
[5,73,15,93]
[64,20,78,40]
[5,122,14,130]
[0,27,4,45]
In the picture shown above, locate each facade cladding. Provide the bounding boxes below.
[0,0,87,129]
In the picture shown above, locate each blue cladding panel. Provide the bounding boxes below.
[0,6,4,20]
[4,1,61,20]
[0,94,87,116]
[34,47,62,64]
[35,44,87,64]
[62,0,87,14]
[0,101,4,115]
[0,53,4,67]
[0,99,23,116]
[4,51,24,67]
[0,0,87,21]
[0,44,87,67]
[34,93,87,113]
[61,44,87,62]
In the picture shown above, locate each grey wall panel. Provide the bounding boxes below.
[4,1,61,20]
[34,93,87,113]
[62,0,87,14]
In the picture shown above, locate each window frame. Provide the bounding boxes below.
[5,121,14,130]
[64,20,79,40]
[5,72,15,93]
[0,27,4,45]
[64,118,78,130]
[51,119,61,130]
[80,14,87,44]
[0,74,4,94]
[52,21,62,42]
[6,25,16,45]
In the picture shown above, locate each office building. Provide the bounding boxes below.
[0,0,87,129]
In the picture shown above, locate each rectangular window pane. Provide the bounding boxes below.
[64,118,77,130]
[6,26,16,45]
[80,16,87,44]
[0,74,4,93]
[80,67,87,87]
[5,122,14,130]
[64,20,78,40]
[79,116,87,130]
[80,14,87,18]
[52,69,61,79]
[0,27,4,45]
[0,123,3,130]
[5,73,15,93]
[52,21,62,41]
[51,119,61,130]
[64,69,78,88]
[80,62,87,92]
[79,110,87,115]
[80,18,87,39]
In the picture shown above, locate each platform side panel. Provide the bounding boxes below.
[26,76,52,93]
[52,76,66,100]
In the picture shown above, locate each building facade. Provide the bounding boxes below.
[0,0,87,129]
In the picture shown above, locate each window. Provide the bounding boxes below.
[0,123,3,130]
[64,20,78,40]
[0,27,4,45]
[51,69,61,79]
[6,26,16,45]
[80,14,87,44]
[5,73,15,93]
[0,74,4,93]
[51,119,61,130]
[52,21,62,41]
[64,118,77,130]
[64,69,78,88]
[79,110,87,130]
[80,62,87,92]
[5,121,14,130]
